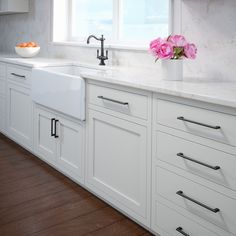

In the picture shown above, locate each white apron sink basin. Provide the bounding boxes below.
[32,65,86,120]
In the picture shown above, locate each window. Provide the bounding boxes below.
[70,0,113,40]
[53,0,170,47]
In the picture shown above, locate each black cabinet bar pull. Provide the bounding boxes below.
[177,116,221,130]
[11,73,26,78]
[177,153,221,170]
[51,118,55,137]
[54,119,59,138]
[176,227,190,236]
[97,96,129,106]
[176,190,220,213]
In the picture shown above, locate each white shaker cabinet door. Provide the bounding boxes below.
[87,109,150,226]
[56,116,85,184]
[34,106,57,165]
[7,82,33,150]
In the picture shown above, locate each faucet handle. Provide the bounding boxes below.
[106,50,108,59]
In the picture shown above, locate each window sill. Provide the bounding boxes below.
[50,41,148,52]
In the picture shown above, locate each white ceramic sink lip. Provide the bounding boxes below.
[38,63,114,79]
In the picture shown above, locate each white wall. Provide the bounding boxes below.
[0,0,51,56]
[182,0,236,81]
[0,0,235,81]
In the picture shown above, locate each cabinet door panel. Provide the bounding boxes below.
[7,83,32,149]
[34,107,56,164]
[57,117,84,183]
[87,110,150,225]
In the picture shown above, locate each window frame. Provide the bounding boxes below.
[51,0,182,51]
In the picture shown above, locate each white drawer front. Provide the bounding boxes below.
[156,131,236,191]
[156,99,236,146]
[0,63,6,78]
[7,66,31,86]
[155,166,236,235]
[88,83,148,120]
[153,201,219,236]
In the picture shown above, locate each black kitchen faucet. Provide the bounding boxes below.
[87,35,108,66]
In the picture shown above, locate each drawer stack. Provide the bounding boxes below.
[152,98,236,236]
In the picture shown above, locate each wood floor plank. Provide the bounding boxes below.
[0,151,38,163]
[0,168,67,196]
[0,161,63,184]
[0,165,46,183]
[33,207,125,236]
[0,158,41,174]
[0,174,87,210]
[0,180,67,209]
[0,196,106,236]
[86,218,148,236]
[0,187,91,226]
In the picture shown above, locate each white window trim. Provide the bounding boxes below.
[51,0,182,51]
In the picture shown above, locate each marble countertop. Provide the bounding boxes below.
[0,54,73,68]
[80,67,236,109]
[1,54,236,109]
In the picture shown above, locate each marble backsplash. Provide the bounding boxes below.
[0,0,235,81]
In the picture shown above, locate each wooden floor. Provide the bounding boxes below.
[0,133,153,236]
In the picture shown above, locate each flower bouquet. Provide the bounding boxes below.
[149,35,197,80]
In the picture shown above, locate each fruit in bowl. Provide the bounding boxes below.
[15,41,40,58]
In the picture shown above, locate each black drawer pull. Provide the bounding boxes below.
[176,190,220,213]
[51,118,55,137]
[11,73,26,78]
[54,119,59,138]
[97,96,129,106]
[177,116,221,130]
[177,153,221,170]
[176,227,190,236]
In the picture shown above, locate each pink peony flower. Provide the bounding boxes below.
[149,37,163,55]
[184,43,197,59]
[168,35,187,47]
[157,42,174,59]
[149,35,197,61]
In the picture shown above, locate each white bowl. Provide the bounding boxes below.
[15,47,40,58]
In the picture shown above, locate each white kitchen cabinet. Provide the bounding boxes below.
[152,96,236,236]
[0,0,29,14]
[87,109,150,226]
[57,116,85,183]
[34,106,57,165]
[7,82,33,150]
[34,105,85,184]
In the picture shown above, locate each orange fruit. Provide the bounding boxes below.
[16,41,39,48]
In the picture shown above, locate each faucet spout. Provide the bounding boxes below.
[87,35,101,44]
[86,34,108,66]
